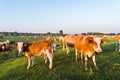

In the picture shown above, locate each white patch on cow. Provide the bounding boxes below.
[2,46,5,50]
[52,44,56,51]
[94,38,103,53]
[41,49,46,54]
[82,36,87,44]
[87,52,92,57]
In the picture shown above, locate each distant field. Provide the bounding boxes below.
[0,36,120,80]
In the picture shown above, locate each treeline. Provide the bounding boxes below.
[0,31,120,38]
[0,31,61,38]
[81,32,120,35]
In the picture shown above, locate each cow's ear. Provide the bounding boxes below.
[101,39,106,44]
[88,37,94,43]
[23,43,28,47]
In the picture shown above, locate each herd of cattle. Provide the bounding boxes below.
[0,35,120,71]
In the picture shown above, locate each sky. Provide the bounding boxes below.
[0,0,120,34]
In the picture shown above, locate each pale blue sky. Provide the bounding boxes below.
[0,0,120,34]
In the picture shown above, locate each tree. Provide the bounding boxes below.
[59,30,63,36]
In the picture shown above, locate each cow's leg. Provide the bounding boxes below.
[80,52,84,63]
[75,49,79,62]
[63,40,65,51]
[18,52,21,56]
[46,51,53,69]
[92,55,99,71]
[63,42,65,51]
[27,56,31,69]
[119,45,120,52]
[66,44,70,54]
[44,53,48,64]
[116,40,118,51]
[84,55,88,70]
[31,56,34,67]
[118,42,120,52]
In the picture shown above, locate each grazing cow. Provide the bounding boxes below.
[74,35,105,71]
[4,45,12,52]
[115,35,120,52]
[0,40,10,45]
[15,39,54,69]
[9,40,15,45]
[62,35,77,54]
[53,36,64,42]
[0,43,12,55]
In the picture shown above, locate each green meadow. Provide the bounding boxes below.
[0,36,120,80]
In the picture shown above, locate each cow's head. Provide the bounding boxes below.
[15,42,32,56]
[93,37,105,53]
[51,43,59,53]
[15,42,24,56]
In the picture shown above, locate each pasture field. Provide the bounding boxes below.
[0,36,120,80]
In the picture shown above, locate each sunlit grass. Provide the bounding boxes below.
[0,37,120,80]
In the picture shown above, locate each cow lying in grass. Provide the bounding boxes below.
[15,39,54,69]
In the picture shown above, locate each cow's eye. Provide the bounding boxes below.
[89,40,93,43]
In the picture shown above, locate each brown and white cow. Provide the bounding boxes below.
[62,35,76,54]
[0,43,12,56]
[74,35,105,71]
[15,39,54,69]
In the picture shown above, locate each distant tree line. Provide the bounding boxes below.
[0,31,120,38]
[81,32,117,35]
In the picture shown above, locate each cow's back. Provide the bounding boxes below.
[74,35,85,50]
[116,35,120,40]
[64,35,76,44]
[29,40,52,54]
[74,35,96,53]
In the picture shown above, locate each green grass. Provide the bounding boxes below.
[0,37,120,80]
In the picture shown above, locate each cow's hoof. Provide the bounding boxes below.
[49,65,52,69]
[45,60,47,64]
[96,68,99,71]
[27,67,30,69]
[85,68,88,71]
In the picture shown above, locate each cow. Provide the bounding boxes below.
[73,35,105,71]
[0,43,12,56]
[54,36,64,42]
[15,39,55,69]
[15,41,58,57]
[0,40,10,45]
[115,35,120,52]
[9,40,15,45]
[62,35,76,54]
